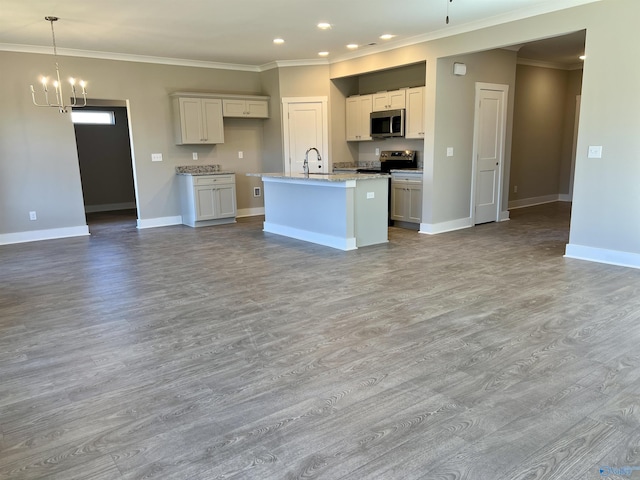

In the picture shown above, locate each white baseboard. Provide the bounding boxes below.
[85,202,136,213]
[136,216,182,229]
[236,207,265,218]
[499,210,510,222]
[420,217,472,235]
[509,194,571,210]
[263,221,357,251]
[0,225,90,245]
[565,244,640,270]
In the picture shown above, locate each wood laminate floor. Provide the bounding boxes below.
[2,203,640,480]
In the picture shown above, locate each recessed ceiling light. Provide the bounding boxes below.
[318,51,329,57]
[579,55,586,60]
[347,44,358,50]
[317,22,332,30]
[379,34,395,40]
[273,38,285,45]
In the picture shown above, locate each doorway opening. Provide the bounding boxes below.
[72,100,137,231]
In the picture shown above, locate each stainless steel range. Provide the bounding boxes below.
[357,150,416,173]
[357,150,417,224]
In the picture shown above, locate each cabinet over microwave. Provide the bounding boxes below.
[370,109,405,138]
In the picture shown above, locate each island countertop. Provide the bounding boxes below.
[247,172,389,182]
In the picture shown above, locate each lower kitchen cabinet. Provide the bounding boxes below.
[179,174,237,227]
[391,174,422,226]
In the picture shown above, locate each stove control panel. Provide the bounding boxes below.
[379,150,416,162]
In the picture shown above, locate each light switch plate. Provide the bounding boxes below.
[366,192,375,199]
[151,153,163,162]
[588,145,603,158]
[446,147,454,157]
[238,151,244,159]
[192,152,198,160]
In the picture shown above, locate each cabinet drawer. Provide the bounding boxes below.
[391,176,422,184]
[193,175,235,186]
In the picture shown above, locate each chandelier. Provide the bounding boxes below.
[30,16,87,113]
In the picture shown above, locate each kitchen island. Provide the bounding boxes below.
[248,172,389,250]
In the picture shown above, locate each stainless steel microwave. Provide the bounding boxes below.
[370,109,405,138]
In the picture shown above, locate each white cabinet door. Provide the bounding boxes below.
[407,183,422,223]
[372,90,406,111]
[245,100,269,118]
[390,182,407,221]
[175,97,224,144]
[391,176,422,224]
[216,184,237,218]
[195,186,217,220]
[388,90,406,110]
[202,99,224,144]
[221,99,246,117]
[223,99,269,118]
[346,95,372,141]
[372,93,390,112]
[405,87,425,139]
[178,98,205,144]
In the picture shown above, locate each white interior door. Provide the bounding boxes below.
[472,84,508,225]
[282,97,328,174]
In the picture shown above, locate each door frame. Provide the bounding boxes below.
[282,96,329,174]
[568,94,581,200]
[470,82,509,225]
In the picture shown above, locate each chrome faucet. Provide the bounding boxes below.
[303,147,322,174]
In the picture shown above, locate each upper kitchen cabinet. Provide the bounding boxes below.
[171,95,224,145]
[222,96,269,118]
[372,90,406,112]
[346,95,373,142]
[405,87,425,139]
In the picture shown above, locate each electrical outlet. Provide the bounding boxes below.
[192,152,198,160]
[151,153,163,162]
[588,145,603,158]
[238,151,244,159]
[29,211,37,221]
[253,186,261,197]
[514,185,518,193]
[375,148,380,156]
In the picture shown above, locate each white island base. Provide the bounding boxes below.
[258,173,389,251]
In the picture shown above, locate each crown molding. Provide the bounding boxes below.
[0,43,262,72]
[259,59,329,72]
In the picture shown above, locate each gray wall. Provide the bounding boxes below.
[358,63,426,94]
[431,49,517,224]
[0,50,265,235]
[510,64,582,202]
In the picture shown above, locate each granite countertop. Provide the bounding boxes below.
[175,165,235,175]
[247,172,389,182]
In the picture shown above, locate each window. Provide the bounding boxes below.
[71,110,116,125]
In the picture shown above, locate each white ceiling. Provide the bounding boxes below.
[0,0,595,69]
